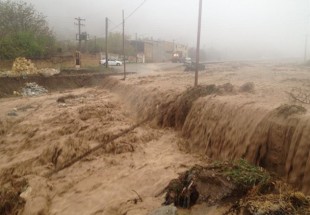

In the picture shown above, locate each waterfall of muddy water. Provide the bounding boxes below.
[101,77,310,194]
[182,97,310,194]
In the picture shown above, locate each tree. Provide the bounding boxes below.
[0,0,55,59]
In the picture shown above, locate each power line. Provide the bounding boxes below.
[110,22,122,32]
[125,0,147,20]
[107,18,120,32]
[110,0,147,32]
[107,18,116,26]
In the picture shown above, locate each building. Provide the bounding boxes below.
[174,43,188,58]
[130,39,188,63]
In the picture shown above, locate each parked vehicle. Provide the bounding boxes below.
[99,59,123,66]
[184,57,192,66]
[171,51,183,63]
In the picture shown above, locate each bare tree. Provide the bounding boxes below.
[287,88,310,104]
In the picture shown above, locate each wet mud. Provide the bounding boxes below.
[1,65,310,214]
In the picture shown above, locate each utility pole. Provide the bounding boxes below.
[95,36,97,50]
[123,10,126,80]
[136,33,138,63]
[105,17,109,68]
[75,17,85,51]
[305,9,310,62]
[305,34,308,62]
[195,0,202,87]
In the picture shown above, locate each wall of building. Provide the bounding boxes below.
[174,43,188,58]
[130,39,188,63]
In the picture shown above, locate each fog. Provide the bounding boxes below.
[24,0,310,60]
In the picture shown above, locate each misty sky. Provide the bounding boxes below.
[23,0,310,60]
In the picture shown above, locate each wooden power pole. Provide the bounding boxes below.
[305,34,308,62]
[105,17,109,68]
[123,10,126,80]
[195,0,202,87]
[136,33,138,63]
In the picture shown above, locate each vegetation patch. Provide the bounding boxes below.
[0,1,55,60]
[218,159,270,190]
[276,104,307,118]
[161,159,310,214]
[162,160,270,208]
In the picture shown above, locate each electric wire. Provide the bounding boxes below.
[110,0,147,32]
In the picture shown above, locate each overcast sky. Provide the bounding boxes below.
[23,0,310,60]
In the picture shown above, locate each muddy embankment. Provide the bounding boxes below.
[101,77,310,194]
[0,70,121,98]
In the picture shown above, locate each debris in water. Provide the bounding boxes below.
[239,82,255,93]
[0,179,28,215]
[7,111,17,117]
[239,191,310,215]
[21,82,48,97]
[57,94,76,103]
[160,159,310,214]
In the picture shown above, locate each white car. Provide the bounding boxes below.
[100,59,122,66]
[184,57,192,65]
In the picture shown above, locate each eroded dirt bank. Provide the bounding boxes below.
[0,69,124,98]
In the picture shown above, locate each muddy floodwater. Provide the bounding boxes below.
[1,62,310,214]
